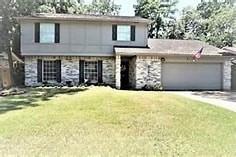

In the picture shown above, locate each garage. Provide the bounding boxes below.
[162,63,222,90]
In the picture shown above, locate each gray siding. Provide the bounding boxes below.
[21,20,148,56]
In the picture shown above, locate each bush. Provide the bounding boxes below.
[142,83,163,91]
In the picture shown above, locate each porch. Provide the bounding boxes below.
[115,55,161,90]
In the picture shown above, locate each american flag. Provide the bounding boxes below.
[193,47,204,60]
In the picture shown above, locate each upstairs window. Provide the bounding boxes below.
[40,23,55,43]
[112,25,135,41]
[117,25,131,41]
[35,23,60,43]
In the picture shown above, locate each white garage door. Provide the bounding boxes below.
[162,63,222,90]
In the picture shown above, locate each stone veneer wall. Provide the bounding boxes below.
[223,60,231,90]
[61,57,80,85]
[115,55,121,89]
[135,56,161,89]
[129,57,136,88]
[25,57,38,86]
[24,56,115,86]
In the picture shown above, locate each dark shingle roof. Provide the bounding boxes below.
[148,39,226,55]
[16,13,150,23]
[115,39,229,56]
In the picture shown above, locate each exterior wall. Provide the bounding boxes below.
[24,56,115,86]
[223,60,231,90]
[21,20,148,56]
[115,55,121,89]
[24,57,38,86]
[129,56,136,88]
[0,58,9,68]
[232,64,236,90]
[0,58,11,88]
[135,56,161,89]
[61,57,80,85]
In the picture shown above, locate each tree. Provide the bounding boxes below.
[135,0,178,38]
[178,0,236,48]
[0,0,17,87]
[86,0,120,15]
[205,6,236,47]
[36,0,83,14]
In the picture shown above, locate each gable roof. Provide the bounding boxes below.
[16,13,150,23]
[115,39,229,56]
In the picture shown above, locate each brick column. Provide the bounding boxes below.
[115,55,121,89]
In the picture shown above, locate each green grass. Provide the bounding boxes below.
[0,87,235,156]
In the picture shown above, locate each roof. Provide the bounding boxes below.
[115,39,229,56]
[223,47,236,54]
[16,13,150,23]
[0,52,24,63]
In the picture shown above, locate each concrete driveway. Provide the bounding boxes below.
[172,91,236,112]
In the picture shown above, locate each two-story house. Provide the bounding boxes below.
[17,13,233,90]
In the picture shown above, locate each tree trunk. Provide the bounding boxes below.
[7,47,14,87]
[2,17,15,88]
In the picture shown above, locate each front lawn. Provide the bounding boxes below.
[0,87,235,156]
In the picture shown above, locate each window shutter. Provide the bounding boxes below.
[55,23,60,43]
[37,59,42,82]
[79,60,84,84]
[131,25,136,41]
[98,60,103,83]
[56,60,61,83]
[35,23,40,43]
[112,25,117,41]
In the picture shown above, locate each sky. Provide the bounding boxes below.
[84,0,202,16]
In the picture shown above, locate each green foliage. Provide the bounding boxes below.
[205,7,236,47]
[35,0,83,14]
[135,0,178,38]
[87,0,120,15]
[178,1,236,48]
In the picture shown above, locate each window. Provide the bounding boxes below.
[84,61,98,83]
[40,23,55,43]
[43,60,57,82]
[117,25,131,41]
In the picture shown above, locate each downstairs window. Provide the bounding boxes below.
[84,61,98,83]
[43,60,57,82]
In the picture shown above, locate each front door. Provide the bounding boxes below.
[121,61,129,89]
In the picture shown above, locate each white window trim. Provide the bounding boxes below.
[42,59,58,83]
[39,23,55,44]
[84,61,99,83]
[117,25,131,42]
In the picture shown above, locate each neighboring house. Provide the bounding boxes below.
[17,13,233,90]
[0,52,24,89]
